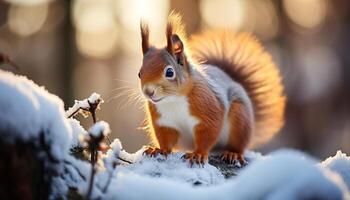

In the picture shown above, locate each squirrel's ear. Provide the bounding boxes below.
[171,34,184,65]
[171,34,183,56]
[140,21,149,55]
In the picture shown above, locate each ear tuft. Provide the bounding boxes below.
[166,11,187,59]
[166,22,173,54]
[140,20,149,55]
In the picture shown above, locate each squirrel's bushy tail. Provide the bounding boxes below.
[189,30,286,147]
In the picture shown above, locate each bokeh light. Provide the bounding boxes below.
[4,0,51,6]
[73,0,119,59]
[115,0,170,50]
[283,0,328,29]
[294,45,341,103]
[200,0,245,29]
[7,3,48,37]
[244,0,279,40]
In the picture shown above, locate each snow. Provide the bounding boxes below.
[88,120,110,138]
[321,150,350,190]
[99,149,349,200]
[88,92,102,103]
[62,154,90,189]
[104,139,123,170]
[65,92,103,118]
[68,118,88,148]
[0,70,71,160]
[230,150,349,200]
[118,152,225,186]
[0,70,73,199]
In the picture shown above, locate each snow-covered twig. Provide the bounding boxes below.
[85,121,111,200]
[65,93,104,120]
[89,121,110,138]
[66,93,113,145]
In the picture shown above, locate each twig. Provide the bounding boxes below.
[86,145,97,200]
[117,156,133,164]
[0,53,20,72]
[65,93,103,119]
[85,122,111,200]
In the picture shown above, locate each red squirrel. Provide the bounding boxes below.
[139,12,286,166]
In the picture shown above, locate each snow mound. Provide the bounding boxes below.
[117,151,225,186]
[232,150,349,200]
[104,149,349,200]
[0,70,71,160]
[321,150,350,190]
[0,70,74,199]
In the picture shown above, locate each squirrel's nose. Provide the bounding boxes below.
[144,88,154,97]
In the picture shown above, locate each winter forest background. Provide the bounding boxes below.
[1,0,350,160]
[2,0,350,199]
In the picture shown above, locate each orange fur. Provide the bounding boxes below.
[140,21,150,55]
[227,101,252,153]
[139,12,285,164]
[190,30,286,147]
[188,78,224,156]
[140,49,165,84]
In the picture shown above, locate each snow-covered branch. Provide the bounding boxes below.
[65,92,104,119]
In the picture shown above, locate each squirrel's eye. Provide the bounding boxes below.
[138,71,141,78]
[165,67,175,79]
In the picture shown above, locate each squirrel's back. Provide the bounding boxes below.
[189,30,286,147]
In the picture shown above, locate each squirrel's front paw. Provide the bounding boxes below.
[142,147,170,158]
[181,152,207,167]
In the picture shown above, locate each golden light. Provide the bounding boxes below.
[244,0,279,40]
[200,0,245,29]
[116,0,170,31]
[75,29,118,59]
[4,0,52,6]
[115,0,170,48]
[283,0,327,29]
[73,0,119,59]
[7,3,49,37]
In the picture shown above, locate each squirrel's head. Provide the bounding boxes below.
[138,13,191,104]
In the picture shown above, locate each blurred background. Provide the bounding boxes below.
[0,0,349,159]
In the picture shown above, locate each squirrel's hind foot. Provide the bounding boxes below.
[220,151,247,167]
[143,147,170,158]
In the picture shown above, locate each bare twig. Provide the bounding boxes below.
[86,145,97,200]
[117,156,133,164]
[0,53,20,72]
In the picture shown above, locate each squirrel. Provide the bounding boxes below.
[138,12,286,166]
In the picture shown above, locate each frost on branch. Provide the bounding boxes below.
[88,121,111,138]
[65,92,104,119]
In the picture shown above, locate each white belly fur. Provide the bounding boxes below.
[154,65,253,151]
[155,96,199,151]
